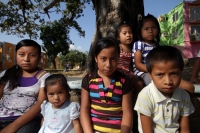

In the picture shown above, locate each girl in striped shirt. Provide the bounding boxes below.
[80,37,133,133]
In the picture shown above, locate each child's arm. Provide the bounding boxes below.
[73,118,83,133]
[191,57,200,84]
[80,88,93,133]
[121,91,133,133]
[179,116,190,133]
[134,50,148,72]
[140,114,153,133]
[0,87,46,133]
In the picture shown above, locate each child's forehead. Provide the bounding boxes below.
[152,61,180,69]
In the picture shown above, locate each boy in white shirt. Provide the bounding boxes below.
[134,46,195,133]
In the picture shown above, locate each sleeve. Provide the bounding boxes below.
[133,41,144,53]
[134,88,153,117]
[0,70,6,78]
[197,50,200,57]
[122,76,133,94]
[40,100,48,116]
[39,72,51,88]
[81,74,90,91]
[70,102,80,120]
[180,91,195,116]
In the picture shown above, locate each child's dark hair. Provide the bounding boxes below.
[44,74,71,101]
[115,22,133,49]
[0,39,41,91]
[137,14,161,46]
[93,37,120,58]
[146,46,184,73]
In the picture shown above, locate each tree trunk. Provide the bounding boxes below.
[51,58,57,69]
[87,0,144,73]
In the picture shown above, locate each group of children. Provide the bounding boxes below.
[0,13,196,133]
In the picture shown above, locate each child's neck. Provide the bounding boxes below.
[143,40,154,45]
[120,44,131,53]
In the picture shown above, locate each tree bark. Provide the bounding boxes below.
[87,0,144,73]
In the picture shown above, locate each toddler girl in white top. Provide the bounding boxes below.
[39,74,82,133]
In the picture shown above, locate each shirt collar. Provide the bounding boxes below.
[150,81,181,103]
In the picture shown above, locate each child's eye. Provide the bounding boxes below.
[152,26,157,30]
[171,72,178,76]
[101,57,106,62]
[156,73,163,77]
[48,93,54,96]
[19,54,24,56]
[30,54,36,57]
[58,92,63,95]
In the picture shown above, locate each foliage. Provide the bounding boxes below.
[0,0,90,39]
[59,50,87,68]
[40,19,70,69]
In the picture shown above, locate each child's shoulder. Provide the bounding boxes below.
[173,88,190,100]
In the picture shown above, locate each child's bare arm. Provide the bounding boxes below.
[140,113,153,133]
[73,118,83,133]
[121,91,133,133]
[80,88,93,133]
[179,116,190,133]
[134,50,148,72]
[191,57,200,84]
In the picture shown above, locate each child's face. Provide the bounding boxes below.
[141,20,158,44]
[95,46,119,78]
[16,46,41,71]
[149,61,181,98]
[118,26,133,45]
[47,83,67,109]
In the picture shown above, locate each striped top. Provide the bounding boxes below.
[117,49,135,78]
[82,70,132,133]
[132,41,157,76]
[134,82,195,133]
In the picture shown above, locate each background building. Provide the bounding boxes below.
[158,0,200,58]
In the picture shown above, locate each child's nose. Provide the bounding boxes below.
[24,55,30,62]
[164,76,172,85]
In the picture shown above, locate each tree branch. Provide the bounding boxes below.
[44,0,60,12]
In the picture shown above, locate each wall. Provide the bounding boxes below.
[3,42,15,70]
[159,2,184,47]
[179,1,200,58]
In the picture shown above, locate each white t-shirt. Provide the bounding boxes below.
[39,100,80,133]
[134,81,195,133]
[0,70,50,118]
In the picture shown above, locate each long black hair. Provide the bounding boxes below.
[0,39,41,91]
[137,14,161,46]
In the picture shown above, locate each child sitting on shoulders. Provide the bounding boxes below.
[39,74,82,133]
[134,46,195,133]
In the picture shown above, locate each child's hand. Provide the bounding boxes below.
[191,77,200,84]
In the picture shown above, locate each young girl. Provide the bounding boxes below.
[0,39,50,133]
[116,22,143,90]
[132,14,194,95]
[39,74,82,133]
[132,14,160,86]
[80,37,133,133]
